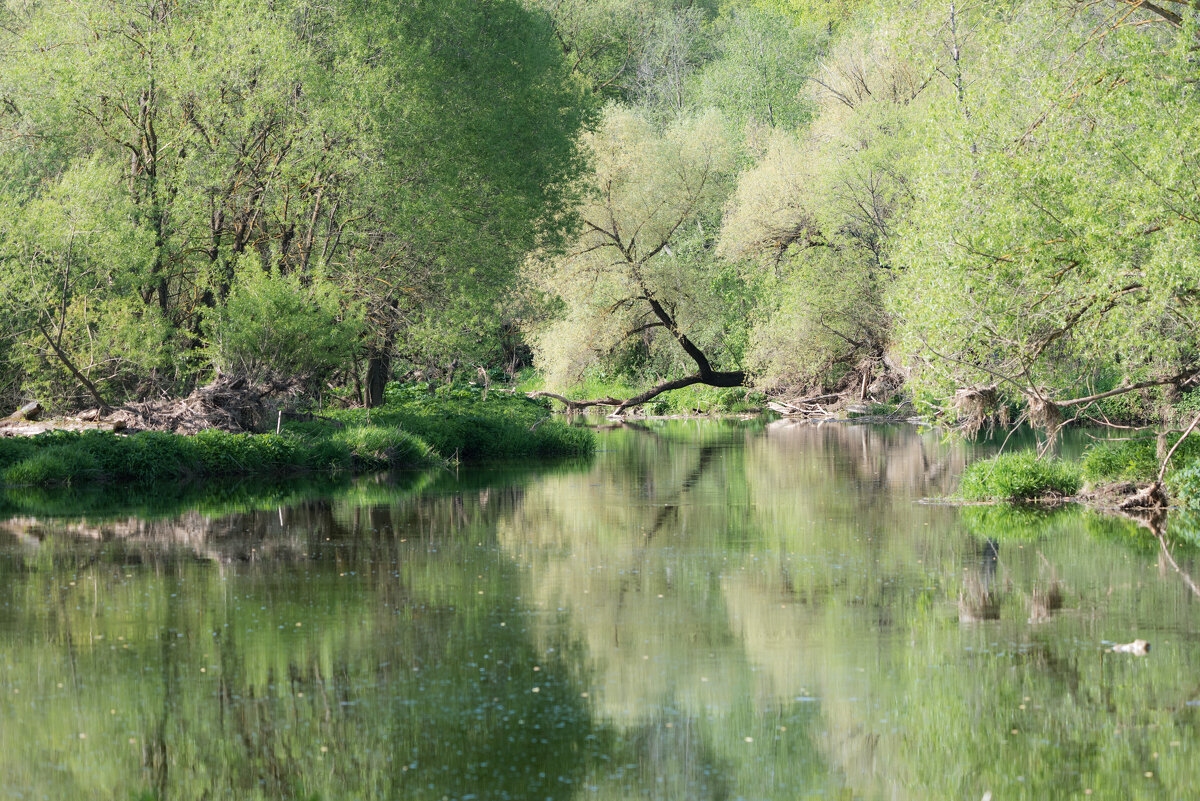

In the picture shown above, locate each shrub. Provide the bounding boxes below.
[204,258,362,387]
[328,382,594,460]
[959,451,1082,502]
[2,446,97,485]
[335,426,435,469]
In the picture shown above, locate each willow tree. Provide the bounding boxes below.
[0,0,363,403]
[524,104,743,410]
[717,24,933,393]
[0,0,589,409]
[891,0,1200,433]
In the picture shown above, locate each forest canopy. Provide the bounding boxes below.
[0,0,588,408]
[1,0,1197,432]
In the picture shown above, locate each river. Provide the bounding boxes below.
[1,419,1198,800]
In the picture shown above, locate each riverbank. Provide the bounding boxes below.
[0,384,594,487]
[955,436,1200,515]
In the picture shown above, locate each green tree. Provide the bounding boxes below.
[717,22,932,392]
[890,0,1200,433]
[0,0,589,409]
[689,3,825,131]
[524,104,745,410]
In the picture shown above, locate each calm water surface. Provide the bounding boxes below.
[1,420,1199,800]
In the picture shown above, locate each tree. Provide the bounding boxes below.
[525,104,744,411]
[533,0,720,105]
[717,24,932,393]
[689,3,825,131]
[0,0,590,409]
[332,0,591,404]
[890,0,1200,435]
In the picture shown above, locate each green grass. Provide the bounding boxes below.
[319,382,594,461]
[959,451,1083,502]
[1081,435,1200,484]
[0,427,436,487]
[0,382,594,487]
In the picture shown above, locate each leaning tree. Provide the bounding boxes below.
[524,105,745,412]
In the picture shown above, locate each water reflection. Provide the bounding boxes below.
[1,420,1199,800]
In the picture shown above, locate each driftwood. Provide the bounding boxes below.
[112,374,303,434]
[0,401,130,437]
[2,401,42,423]
[0,418,126,437]
[0,377,314,439]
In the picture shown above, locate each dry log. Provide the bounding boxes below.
[0,418,126,437]
[2,401,42,423]
[527,391,624,412]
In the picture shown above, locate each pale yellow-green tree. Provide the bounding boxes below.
[718,24,933,392]
[524,104,742,410]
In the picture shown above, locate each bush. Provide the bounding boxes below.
[328,382,594,461]
[204,258,362,386]
[335,426,434,469]
[2,446,97,485]
[959,451,1082,502]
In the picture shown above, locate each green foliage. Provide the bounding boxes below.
[1082,435,1200,484]
[1081,440,1160,484]
[0,0,589,405]
[333,426,434,470]
[689,4,824,130]
[891,1,1200,423]
[717,23,928,390]
[0,426,435,488]
[326,382,595,461]
[2,446,98,486]
[959,451,1082,501]
[524,104,742,394]
[1167,460,1200,510]
[205,259,362,385]
[0,156,167,407]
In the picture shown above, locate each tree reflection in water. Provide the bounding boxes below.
[1,420,1200,800]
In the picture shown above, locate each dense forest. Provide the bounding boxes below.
[1,0,1197,433]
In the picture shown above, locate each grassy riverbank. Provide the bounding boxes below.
[0,383,593,488]
[959,435,1200,505]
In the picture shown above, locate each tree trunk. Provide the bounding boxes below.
[365,351,390,408]
[33,321,110,413]
[616,370,745,412]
